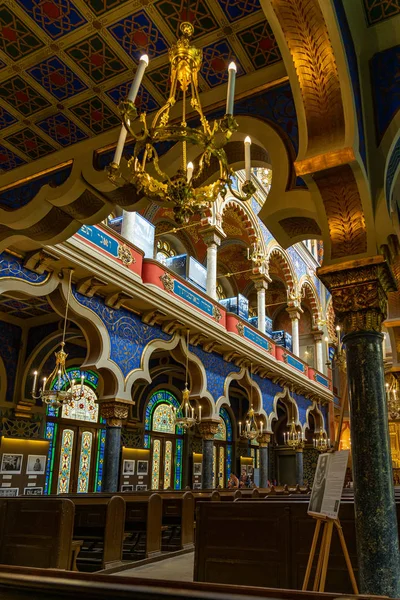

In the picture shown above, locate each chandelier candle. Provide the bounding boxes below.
[32,371,38,395]
[127,54,149,102]
[113,126,128,167]
[226,62,237,115]
[244,136,251,180]
[187,161,194,183]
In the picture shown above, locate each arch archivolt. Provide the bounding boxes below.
[269,387,300,432]
[299,276,321,324]
[267,245,297,290]
[305,401,327,435]
[217,368,267,425]
[220,197,260,246]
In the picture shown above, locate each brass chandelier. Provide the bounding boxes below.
[107,21,256,224]
[239,366,264,441]
[171,330,202,431]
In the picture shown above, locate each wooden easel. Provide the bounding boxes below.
[302,381,358,593]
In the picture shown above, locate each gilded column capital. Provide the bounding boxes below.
[200,226,226,247]
[259,433,271,447]
[198,419,220,440]
[98,398,132,427]
[318,256,396,335]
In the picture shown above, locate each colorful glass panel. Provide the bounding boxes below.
[77,431,93,493]
[95,429,106,492]
[214,419,227,441]
[174,439,182,490]
[145,389,182,434]
[151,439,161,490]
[220,407,233,441]
[226,445,232,482]
[61,384,98,422]
[44,421,57,494]
[152,403,175,433]
[144,434,150,449]
[219,447,225,488]
[57,429,74,494]
[163,440,172,489]
[213,445,217,488]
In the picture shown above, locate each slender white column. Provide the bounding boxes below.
[206,242,218,300]
[314,332,324,372]
[287,306,302,356]
[201,227,225,301]
[253,277,269,334]
[121,211,135,243]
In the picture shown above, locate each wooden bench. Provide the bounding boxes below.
[0,498,74,570]
[194,499,360,594]
[119,493,163,561]
[0,564,378,600]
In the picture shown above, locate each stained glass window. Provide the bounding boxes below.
[175,439,182,490]
[219,447,225,488]
[61,384,99,422]
[77,431,93,493]
[57,429,74,494]
[94,429,106,492]
[214,419,227,441]
[213,445,217,488]
[164,440,172,489]
[44,421,57,494]
[226,445,232,481]
[152,403,175,433]
[151,439,161,490]
[220,407,233,441]
[145,389,183,434]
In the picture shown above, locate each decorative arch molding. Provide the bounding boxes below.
[267,245,297,289]
[269,386,300,433]
[299,276,321,323]
[326,297,337,343]
[305,400,327,435]
[220,197,262,246]
[0,269,59,298]
[217,368,267,425]
[259,0,375,264]
[125,333,215,417]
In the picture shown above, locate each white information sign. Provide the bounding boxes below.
[308,450,349,519]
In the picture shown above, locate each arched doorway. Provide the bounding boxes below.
[45,368,106,494]
[144,389,184,490]
[213,407,233,488]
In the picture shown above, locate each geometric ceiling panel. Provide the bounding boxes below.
[69,97,120,134]
[0,106,17,130]
[65,34,127,83]
[146,62,173,98]
[201,39,245,88]
[4,128,56,160]
[363,0,400,25]
[216,0,262,22]
[0,5,44,60]
[36,112,88,146]
[237,21,281,69]
[154,0,218,39]
[0,58,5,70]
[106,81,159,113]
[0,76,51,116]
[28,56,88,100]
[0,145,26,173]
[0,295,53,319]
[15,0,87,39]
[86,0,130,16]
[108,10,169,62]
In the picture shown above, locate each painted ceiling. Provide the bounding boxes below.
[0,0,282,173]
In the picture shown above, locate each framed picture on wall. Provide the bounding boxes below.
[123,460,135,475]
[0,454,22,474]
[193,483,201,489]
[26,455,46,475]
[0,488,19,496]
[193,463,202,475]
[121,484,134,492]
[137,460,148,475]
[136,484,147,491]
[24,487,43,496]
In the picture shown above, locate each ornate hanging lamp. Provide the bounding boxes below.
[283,400,304,449]
[239,366,263,440]
[107,20,256,224]
[172,330,201,431]
[31,270,85,409]
[313,404,330,452]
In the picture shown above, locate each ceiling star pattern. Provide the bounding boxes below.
[0,295,53,319]
[0,0,280,172]
[363,0,400,25]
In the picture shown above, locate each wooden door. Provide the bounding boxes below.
[53,425,97,494]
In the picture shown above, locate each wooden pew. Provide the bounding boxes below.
[118,493,163,561]
[0,498,74,570]
[68,495,125,572]
[159,491,194,551]
[194,499,359,594]
[0,565,377,600]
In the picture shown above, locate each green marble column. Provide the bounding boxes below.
[99,399,130,494]
[319,256,400,597]
[199,420,220,490]
[259,433,270,488]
